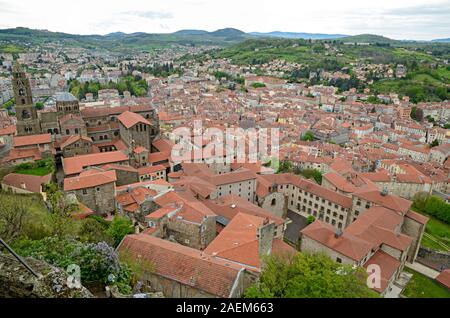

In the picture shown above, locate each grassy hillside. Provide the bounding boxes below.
[212,38,450,102]
[0,27,252,52]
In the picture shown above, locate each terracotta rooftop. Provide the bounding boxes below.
[62,151,129,175]
[353,187,412,214]
[204,194,285,226]
[14,134,52,147]
[118,234,244,298]
[205,213,267,269]
[436,269,450,290]
[363,250,401,293]
[118,111,151,129]
[301,220,372,262]
[2,173,52,193]
[64,170,117,191]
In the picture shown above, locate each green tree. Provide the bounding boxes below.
[307,216,316,224]
[430,139,440,148]
[301,131,315,142]
[244,253,378,298]
[300,169,323,184]
[107,216,134,247]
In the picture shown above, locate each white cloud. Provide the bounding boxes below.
[0,0,448,40]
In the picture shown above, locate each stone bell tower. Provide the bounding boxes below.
[12,63,41,136]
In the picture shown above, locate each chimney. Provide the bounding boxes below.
[20,182,26,190]
[257,220,275,257]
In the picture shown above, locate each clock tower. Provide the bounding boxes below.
[12,63,41,136]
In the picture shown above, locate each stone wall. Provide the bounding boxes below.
[417,247,450,271]
[73,181,116,215]
[0,252,93,298]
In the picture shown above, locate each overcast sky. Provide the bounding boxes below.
[0,0,449,40]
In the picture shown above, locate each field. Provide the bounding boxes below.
[421,215,450,252]
[403,268,450,298]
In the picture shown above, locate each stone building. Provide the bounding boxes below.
[63,169,117,215]
[118,111,154,154]
[300,206,428,296]
[12,64,41,136]
[118,234,247,298]
[60,135,93,158]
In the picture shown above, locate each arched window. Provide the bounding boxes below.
[271,198,276,206]
[75,128,79,134]
[66,129,70,135]
[54,128,59,134]
[21,109,31,119]
[47,129,52,134]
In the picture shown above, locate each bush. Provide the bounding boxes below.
[244,253,378,298]
[107,216,134,247]
[413,193,450,224]
[13,238,127,286]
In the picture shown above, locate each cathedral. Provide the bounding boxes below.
[12,63,41,135]
[11,63,160,162]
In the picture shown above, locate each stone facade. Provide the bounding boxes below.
[258,192,287,219]
[13,64,41,136]
[164,215,217,250]
[71,181,116,215]
[281,183,351,230]
[402,215,426,262]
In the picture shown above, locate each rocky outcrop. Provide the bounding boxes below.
[0,252,93,298]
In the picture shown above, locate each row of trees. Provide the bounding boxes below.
[413,193,450,224]
[69,75,148,100]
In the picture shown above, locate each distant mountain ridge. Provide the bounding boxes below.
[250,31,348,40]
[0,27,447,52]
[432,38,450,43]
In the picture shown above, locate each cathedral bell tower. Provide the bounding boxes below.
[12,63,41,136]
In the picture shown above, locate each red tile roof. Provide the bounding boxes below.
[2,173,52,193]
[301,220,372,261]
[436,269,450,289]
[353,188,412,214]
[262,173,353,208]
[14,134,52,147]
[363,250,401,293]
[118,234,244,298]
[62,151,129,175]
[204,195,285,226]
[118,111,151,129]
[405,210,429,225]
[64,170,117,191]
[60,135,92,149]
[138,165,165,176]
[3,147,42,163]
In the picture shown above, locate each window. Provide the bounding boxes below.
[336,257,342,264]
[271,198,276,206]
[82,189,87,195]
[66,129,70,135]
